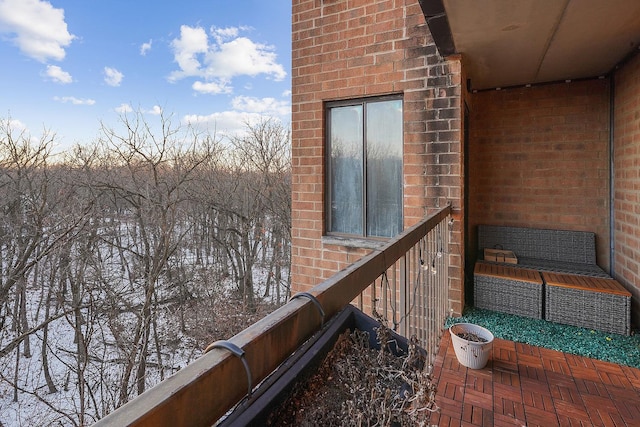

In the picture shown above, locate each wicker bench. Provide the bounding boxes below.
[474,225,632,335]
[543,272,631,335]
[474,261,543,319]
[477,225,609,277]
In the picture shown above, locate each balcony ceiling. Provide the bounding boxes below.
[431,0,640,90]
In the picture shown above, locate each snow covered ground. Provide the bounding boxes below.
[0,264,287,426]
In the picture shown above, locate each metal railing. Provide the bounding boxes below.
[94,204,453,426]
[358,207,452,362]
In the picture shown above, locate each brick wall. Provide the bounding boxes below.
[468,80,611,274]
[291,0,465,315]
[613,53,640,328]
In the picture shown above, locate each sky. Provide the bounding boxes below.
[0,0,292,153]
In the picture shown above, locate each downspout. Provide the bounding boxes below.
[609,74,615,277]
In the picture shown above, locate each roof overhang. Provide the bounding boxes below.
[421,0,640,90]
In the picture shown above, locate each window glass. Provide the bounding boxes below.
[366,100,403,237]
[327,97,403,238]
[329,105,363,235]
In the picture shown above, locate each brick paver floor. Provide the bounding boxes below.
[430,332,640,426]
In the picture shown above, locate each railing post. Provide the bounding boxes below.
[399,254,407,336]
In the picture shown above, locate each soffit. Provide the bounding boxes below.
[438,0,640,90]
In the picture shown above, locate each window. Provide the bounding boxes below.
[326,96,403,238]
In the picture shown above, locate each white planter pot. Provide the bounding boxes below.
[449,323,494,369]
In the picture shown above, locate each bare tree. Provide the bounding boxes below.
[228,118,291,304]
[87,111,215,402]
[0,114,292,425]
[0,119,92,425]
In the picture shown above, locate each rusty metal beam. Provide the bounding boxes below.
[93,205,451,427]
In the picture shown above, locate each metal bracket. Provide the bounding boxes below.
[204,340,252,398]
[289,292,325,327]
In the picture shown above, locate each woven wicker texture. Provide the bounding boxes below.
[477,225,609,277]
[474,262,543,319]
[478,225,598,265]
[474,226,631,335]
[543,272,631,335]
[545,285,630,335]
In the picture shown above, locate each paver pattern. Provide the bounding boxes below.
[430,332,640,426]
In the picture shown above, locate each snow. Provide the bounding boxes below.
[0,251,289,426]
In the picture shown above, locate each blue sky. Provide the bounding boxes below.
[0,0,291,152]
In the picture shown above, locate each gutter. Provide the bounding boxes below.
[419,0,456,56]
[609,75,615,277]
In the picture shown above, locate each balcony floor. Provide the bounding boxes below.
[430,332,640,426]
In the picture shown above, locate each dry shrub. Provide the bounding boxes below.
[266,317,438,426]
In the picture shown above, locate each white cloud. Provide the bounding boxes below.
[115,103,133,114]
[212,26,239,43]
[282,89,291,97]
[2,118,42,145]
[140,39,152,56]
[53,96,95,105]
[206,36,286,80]
[183,110,263,136]
[168,25,286,94]
[112,104,161,115]
[183,95,290,136]
[104,67,124,87]
[192,80,231,95]
[147,105,162,115]
[7,118,27,131]
[231,96,290,116]
[45,64,72,84]
[0,0,75,62]
[169,25,208,80]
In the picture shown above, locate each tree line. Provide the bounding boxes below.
[0,113,291,426]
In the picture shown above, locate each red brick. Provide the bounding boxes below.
[469,80,611,271]
[613,53,640,327]
[291,0,464,315]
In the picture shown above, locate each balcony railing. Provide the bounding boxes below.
[94,204,453,426]
[364,206,453,360]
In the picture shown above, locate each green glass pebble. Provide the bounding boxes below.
[445,308,640,368]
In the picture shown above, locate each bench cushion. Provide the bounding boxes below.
[516,257,609,278]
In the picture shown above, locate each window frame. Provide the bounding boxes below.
[325,94,404,240]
